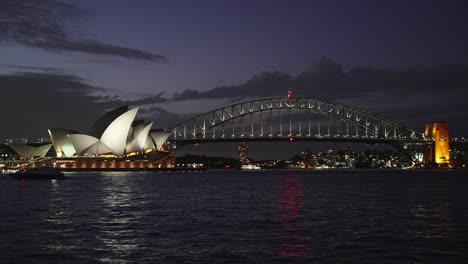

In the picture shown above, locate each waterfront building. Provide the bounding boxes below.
[5,106,174,170]
[47,106,171,158]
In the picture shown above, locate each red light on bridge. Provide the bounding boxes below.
[289,137,294,141]
[225,165,230,168]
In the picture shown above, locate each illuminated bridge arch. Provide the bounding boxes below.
[169,97,423,143]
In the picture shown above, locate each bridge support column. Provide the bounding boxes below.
[424,122,450,166]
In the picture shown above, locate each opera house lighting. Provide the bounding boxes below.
[7,106,173,170]
[48,106,171,158]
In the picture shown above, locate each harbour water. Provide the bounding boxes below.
[1,170,467,263]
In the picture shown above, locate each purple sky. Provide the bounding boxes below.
[1,0,467,157]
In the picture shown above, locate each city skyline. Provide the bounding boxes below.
[1,0,467,143]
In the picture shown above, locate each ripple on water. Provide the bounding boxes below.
[1,170,468,263]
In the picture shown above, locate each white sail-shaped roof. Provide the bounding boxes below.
[33,144,53,158]
[128,122,153,152]
[125,138,139,153]
[9,143,52,159]
[9,143,35,159]
[48,128,77,157]
[68,134,100,155]
[126,122,154,153]
[81,142,115,156]
[126,124,141,153]
[100,107,139,156]
[69,134,116,156]
[150,131,171,151]
[144,136,155,150]
[88,106,128,138]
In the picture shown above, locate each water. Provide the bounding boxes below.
[1,170,468,263]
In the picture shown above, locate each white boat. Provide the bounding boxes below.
[240,164,262,170]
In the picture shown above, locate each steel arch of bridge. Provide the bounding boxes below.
[169,97,424,142]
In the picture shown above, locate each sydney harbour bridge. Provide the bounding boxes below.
[170,97,423,144]
[167,96,467,164]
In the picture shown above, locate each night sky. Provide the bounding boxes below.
[1,0,467,158]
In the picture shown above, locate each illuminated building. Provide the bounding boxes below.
[424,122,450,164]
[149,131,172,151]
[238,142,249,165]
[5,106,176,170]
[46,106,172,158]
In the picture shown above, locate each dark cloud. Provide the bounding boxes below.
[0,71,176,139]
[171,57,468,102]
[0,71,110,138]
[105,92,168,108]
[0,64,63,73]
[0,0,166,62]
[137,106,196,129]
[165,58,468,134]
[173,71,294,102]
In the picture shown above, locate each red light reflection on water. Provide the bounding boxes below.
[277,174,311,258]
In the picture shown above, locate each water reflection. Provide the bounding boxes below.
[278,174,311,258]
[42,179,78,254]
[430,203,450,238]
[96,173,149,262]
[44,179,68,226]
[410,180,451,240]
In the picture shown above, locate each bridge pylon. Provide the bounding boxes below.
[423,122,450,165]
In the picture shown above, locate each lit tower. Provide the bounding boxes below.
[424,122,450,165]
[238,142,249,165]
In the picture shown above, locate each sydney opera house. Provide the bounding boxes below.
[8,106,174,170]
